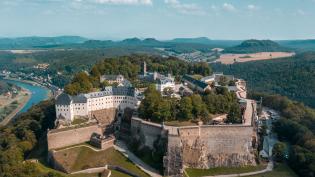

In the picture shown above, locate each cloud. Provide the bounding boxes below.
[222,3,235,12]
[165,0,205,15]
[247,4,257,11]
[297,9,306,15]
[94,0,152,5]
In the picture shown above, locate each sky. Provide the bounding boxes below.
[0,0,315,40]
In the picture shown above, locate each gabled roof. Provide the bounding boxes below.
[72,94,87,103]
[182,75,209,89]
[55,93,72,105]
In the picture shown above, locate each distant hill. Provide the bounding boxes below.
[224,39,291,53]
[0,36,87,49]
[170,37,212,44]
[168,37,242,47]
[278,39,315,52]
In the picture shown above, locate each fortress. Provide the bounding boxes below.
[54,86,138,123]
[47,72,258,176]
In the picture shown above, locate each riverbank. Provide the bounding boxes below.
[3,77,52,99]
[0,79,51,126]
[0,88,31,126]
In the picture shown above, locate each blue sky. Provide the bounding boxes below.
[0,0,314,40]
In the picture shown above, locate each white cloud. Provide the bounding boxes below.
[222,3,235,12]
[247,4,257,11]
[94,0,152,5]
[165,0,205,15]
[297,9,306,15]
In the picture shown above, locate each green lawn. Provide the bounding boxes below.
[111,170,132,177]
[185,164,267,177]
[164,120,198,127]
[68,170,131,177]
[53,146,149,177]
[248,163,298,177]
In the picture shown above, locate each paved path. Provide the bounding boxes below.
[114,140,162,177]
[202,161,274,177]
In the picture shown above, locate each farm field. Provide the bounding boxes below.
[217,52,295,64]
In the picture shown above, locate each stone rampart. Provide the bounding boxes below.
[131,117,257,176]
[130,117,163,149]
[164,125,256,176]
[47,124,103,150]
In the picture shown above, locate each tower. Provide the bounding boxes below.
[142,61,147,76]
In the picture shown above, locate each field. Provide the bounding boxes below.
[216,52,295,64]
[53,145,149,177]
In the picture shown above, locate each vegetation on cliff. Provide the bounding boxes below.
[249,92,315,177]
[138,85,242,124]
[212,52,315,108]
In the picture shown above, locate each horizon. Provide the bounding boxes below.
[1,35,315,41]
[1,0,315,40]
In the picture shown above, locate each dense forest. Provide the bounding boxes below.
[64,55,211,95]
[249,92,315,177]
[223,39,291,54]
[138,85,242,124]
[0,100,64,177]
[212,52,315,108]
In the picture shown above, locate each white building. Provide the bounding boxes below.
[100,74,125,84]
[156,74,175,93]
[55,86,138,123]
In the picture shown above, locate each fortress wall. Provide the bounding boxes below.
[47,124,103,150]
[178,125,254,154]
[165,125,257,176]
[131,117,163,149]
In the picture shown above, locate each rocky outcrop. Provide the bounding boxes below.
[164,125,257,176]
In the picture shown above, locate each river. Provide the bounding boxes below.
[2,79,50,114]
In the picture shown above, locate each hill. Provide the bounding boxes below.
[0,36,87,49]
[278,39,315,52]
[223,39,291,53]
[212,52,315,108]
[169,37,212,44]
[169,37,241,47]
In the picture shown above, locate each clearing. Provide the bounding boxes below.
[216,52,295,64]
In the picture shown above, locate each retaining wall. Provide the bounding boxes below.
[47,124,103,150]
[130,117,163,149]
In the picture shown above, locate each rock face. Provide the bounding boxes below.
[130,118,257,177]
[164,125,257,176]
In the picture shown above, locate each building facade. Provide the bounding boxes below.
[55,86,138,122]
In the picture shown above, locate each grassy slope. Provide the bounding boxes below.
[185,164,267,177]
[185,163,297,177]
[248,163,298,177]
[53,146,149,177]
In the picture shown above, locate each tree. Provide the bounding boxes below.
[218,76,229,86]
[191,94,209,119]
[178,97,193,120]
[226,103,242,123]
[272,142,287,162]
